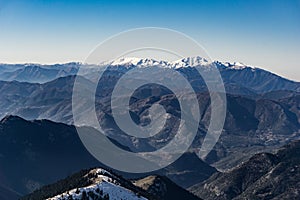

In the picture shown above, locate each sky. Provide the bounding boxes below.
[0,0,299,81]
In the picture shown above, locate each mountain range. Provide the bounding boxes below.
[1,57,299,93]
[0,57,299,171]
[0,56,299,199]
[0,63,79,83]
[0,116,216,197]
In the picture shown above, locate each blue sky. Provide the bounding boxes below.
[0,0,299,80]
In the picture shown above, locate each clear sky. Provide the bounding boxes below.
[0,0,299,81]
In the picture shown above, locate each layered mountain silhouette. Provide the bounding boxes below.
[0,57,299,199]
[0,73,298,170]
[0,116,215,197]
[0,57,300,169]
[0,63,79,83]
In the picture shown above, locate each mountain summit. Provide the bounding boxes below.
[108,56,211,68]
[107,56,257,70]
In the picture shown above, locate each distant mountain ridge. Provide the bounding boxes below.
[1,56,299,93]
[0,62,80,83]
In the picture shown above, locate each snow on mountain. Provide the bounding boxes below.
[108,56,212,69]
[0,57,261,83]
[108,56,256,70]
[109,57,170,68]
[172,56,211,68]
[1,57,298,93]
[110,57,144,66]
[47,168,147,200]
[48,182,146,200]
[215,61,256,70]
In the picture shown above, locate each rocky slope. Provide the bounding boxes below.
[189,140,300,200]
[133,175,201,200]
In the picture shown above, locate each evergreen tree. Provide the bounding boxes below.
[81,191,89,200]
[103,193,109,200]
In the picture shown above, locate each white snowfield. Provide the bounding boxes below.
[218,61,256,70]
[108,56,257,70]
[47,168,147,200]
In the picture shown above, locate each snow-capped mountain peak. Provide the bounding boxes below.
[172,56,211,68]
[110,57,169,67]
[110,57,145,66]
[101,56,260,71]
[218,61,256,70]
[47,168,147,200]
[108,56,212,69]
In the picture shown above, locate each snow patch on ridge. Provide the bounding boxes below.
[218,61,256,70]
[109,56,212,69]
[110,57,170,68]
[47,168,147,200]
[172,56,211,68]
